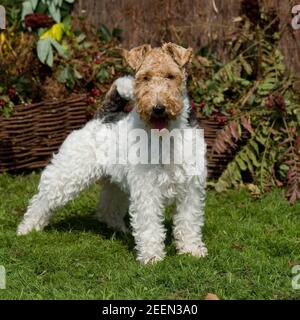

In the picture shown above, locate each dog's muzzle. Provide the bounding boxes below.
[150,105,169,131]
[152,105,166,117]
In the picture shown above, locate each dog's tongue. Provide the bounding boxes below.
[151,118,168,131]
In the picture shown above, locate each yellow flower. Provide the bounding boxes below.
[0,32,6,46]
[40,23,64,42]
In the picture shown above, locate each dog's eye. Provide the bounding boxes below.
[143,76,150,81]
[166,74,175,80]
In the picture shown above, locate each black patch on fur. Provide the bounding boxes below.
[188,107,199,127]
[95,87,129,123]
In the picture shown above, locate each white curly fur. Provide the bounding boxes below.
[17,76,207,264]
[114,75,134,100]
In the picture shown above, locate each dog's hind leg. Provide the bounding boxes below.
[95,181,129,233]
[17,123,101,235]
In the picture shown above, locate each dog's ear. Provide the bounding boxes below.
[123,44,152,71]
[162,42,193,67]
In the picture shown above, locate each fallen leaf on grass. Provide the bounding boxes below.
[231,242,244,251]
[288,260,298,268]
[205,293,220,300]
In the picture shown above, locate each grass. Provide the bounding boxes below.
[0,172,300,300]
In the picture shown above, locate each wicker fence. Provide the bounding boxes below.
[0,95,89,171]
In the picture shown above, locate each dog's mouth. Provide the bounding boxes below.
[150,117,169,131]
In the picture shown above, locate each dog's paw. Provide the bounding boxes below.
[142,255,164,265]
[190,246,208,257]
[178,245,208,258]
[17,220,42,236]
[137,252,166,265]
[17,223,33,236]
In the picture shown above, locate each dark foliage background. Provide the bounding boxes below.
[74,0,300,78]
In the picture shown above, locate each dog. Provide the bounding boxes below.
[17,43,207,264]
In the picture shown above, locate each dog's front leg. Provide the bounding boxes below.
[173,176,207,258]
[128,179,166,264]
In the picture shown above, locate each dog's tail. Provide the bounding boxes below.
[95,76,134,122]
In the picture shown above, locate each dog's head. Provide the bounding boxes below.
[123,43,193,130]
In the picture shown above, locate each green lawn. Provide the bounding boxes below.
[0,172,299,300]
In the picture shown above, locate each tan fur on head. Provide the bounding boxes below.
[123,43,193,128]
[123,44,152,71]
[162,42,193,67]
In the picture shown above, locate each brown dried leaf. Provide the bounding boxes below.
[212,124,239,155]
[231,242,244,251]
[288,260,298,268]
[241,115,254,134]
[229,121,240,141]
[205,293,220,300]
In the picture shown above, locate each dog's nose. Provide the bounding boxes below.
[152,105,166,116]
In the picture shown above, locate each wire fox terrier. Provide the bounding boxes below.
[17,43,208,264]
